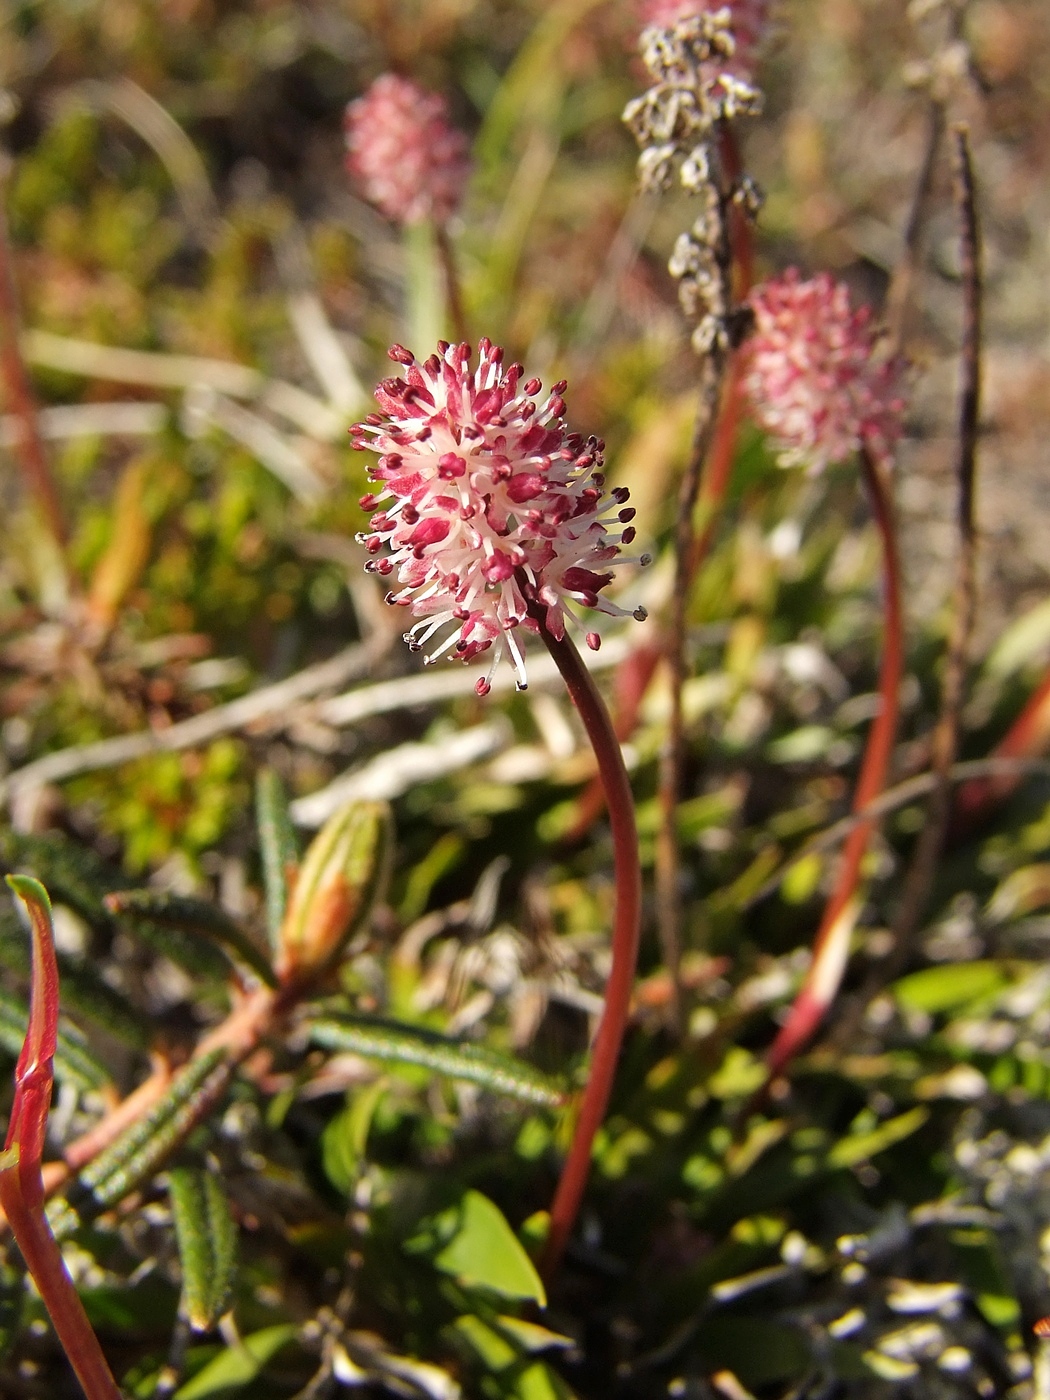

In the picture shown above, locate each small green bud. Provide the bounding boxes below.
[275,802,391,984]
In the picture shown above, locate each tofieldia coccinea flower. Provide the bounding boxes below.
[352,341,650,696]
[344,73,470,228]
[742,269,905,475]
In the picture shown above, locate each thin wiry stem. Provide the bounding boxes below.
[764,445,904,1081]
[885,99,945,357]
[537,620,641,1281]
[434,224,470,347]
[654,122,748,1032]
[747,756,1050,910]
[0,193,67,550]
[884,124,981,964]
[655,352,727,1031]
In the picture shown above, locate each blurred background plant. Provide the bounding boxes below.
[0,0,1049,1396]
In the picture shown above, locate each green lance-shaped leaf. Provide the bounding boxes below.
[0,988,110,1093]
[103,890,276,988]
[62,1049,232,1231]
[276,802,392,984]
[0,908,148,1050]
[255,768,299,952]
[168,1166,238,1331]
[308,1014,566,1108]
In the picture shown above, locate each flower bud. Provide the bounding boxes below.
[275,802,391,984]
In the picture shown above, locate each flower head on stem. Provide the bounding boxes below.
[344,74,470,228]
[743,269,905,474]
[352,340,649,694]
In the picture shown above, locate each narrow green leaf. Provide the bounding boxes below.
[173,1324,297,1399]
[826,1107,929,1169]
[893,961,1011,1015]
[169,1166,238,1331]
[0,908,147,1050]
[104,890,276,988]
[0,989,109,1092]
[308,1014,565,1108]
[255,768,299,951]
[67,1049,231,1224]
[321,1079,386,1194]
[0,829,118,926]
[432,1190,546,1305]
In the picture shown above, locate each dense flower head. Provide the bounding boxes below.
[742,269,905,474]
[637,0,770,77]
[344,74,470,227]
[352,341,649,694]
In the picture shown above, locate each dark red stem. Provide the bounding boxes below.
[765,446,903,1078]
[535,622,642,1281]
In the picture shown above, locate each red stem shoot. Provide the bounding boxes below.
[535,621,642,1281]
[765,446,903,1079]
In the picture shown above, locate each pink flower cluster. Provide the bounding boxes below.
[742,270,904,474]
[352,342,648,694]
[637,0,769,76]
[344,74,470,227]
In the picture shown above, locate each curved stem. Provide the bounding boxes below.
[434,224,469,347]
[534,620,641,1281]
[765,445,903,1080]
[0,1172,122,1399]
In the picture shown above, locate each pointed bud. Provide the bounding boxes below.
[275,803,392,985]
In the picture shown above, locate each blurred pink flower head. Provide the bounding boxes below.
[743,270,904,474]
[352,341,649,695]
[637,0,769,77]
[344,73,470,227]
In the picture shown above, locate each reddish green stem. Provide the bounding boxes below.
[765,446,903,1079]
[0,197,67,550]
[535,621,642,1281]
[0,1171,123,1399]
[1,876,122,1399]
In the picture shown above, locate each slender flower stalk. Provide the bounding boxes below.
[0,197,68,552]
[532,615,642,1280]
[0,876,122,1400]
[765,447,903,1078]
[739,269,906,1078]
[353,342,648,1275]
[345,74,472,346]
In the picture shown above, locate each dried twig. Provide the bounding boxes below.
[21,330,346,440]
[885,99,945,356]
[0,637,390,807]
[289,723,509,829]
[881,125,982,967]
[54,78,222,247]
[656,351,728,1027]
[745,755,1050,910]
